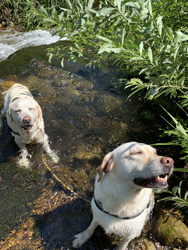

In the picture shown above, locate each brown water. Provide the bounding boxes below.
[0,44,174,249]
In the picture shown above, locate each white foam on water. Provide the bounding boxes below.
[0,29,66,61]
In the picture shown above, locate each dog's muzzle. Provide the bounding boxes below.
[134,156,174,188]
[21,116,33,130]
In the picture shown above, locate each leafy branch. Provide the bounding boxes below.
[156,181,188,209]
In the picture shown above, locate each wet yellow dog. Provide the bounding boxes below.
[73,142,174,249]
[0,83,59,168]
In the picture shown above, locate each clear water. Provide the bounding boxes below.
[0,31,179,250]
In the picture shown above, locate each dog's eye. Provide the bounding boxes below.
[15,109,21,113]
[29,108,35,112]
[130,151,142,155]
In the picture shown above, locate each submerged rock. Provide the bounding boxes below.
[128,238,156,250]
[153,209,188,248]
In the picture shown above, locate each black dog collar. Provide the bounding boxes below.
[10,127,20,136]
[94,196,150,220]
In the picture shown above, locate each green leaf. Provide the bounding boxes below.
[59,7,72,13]
[61,58,64,68]
[115,0,122,10]
[130,57,144,61]
[163,109,187,136]
[85,6,97,14]
[184,191,188,200]
[148,47,153,63]
[174,168,188,173]
[97,7,114,16]
[88,0,94,8]
[166,27,174,41]
[177,76,185,88]
[157,16,163,36]
[139,41,144,56]
[139,68,148,75]
[98,43,111,54]
[43,18,56,25]
[172,186,180,195]
[110,48,122,53]
[175,30,188,43]
[125,2,140,8]
[96,35,112,43]
[65,0,72,9]
[148,0,153,17]
[121,28,125,46]
[38,6,49,17]
[147,88,160,100]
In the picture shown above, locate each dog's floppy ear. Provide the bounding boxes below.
[97,152,114,182]
[36,104,43,121]
[7,106,13,123]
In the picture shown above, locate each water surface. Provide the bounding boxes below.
[0,32,175,250]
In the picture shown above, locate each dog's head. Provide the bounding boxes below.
[97,142,174,189]
[7,97,42,131]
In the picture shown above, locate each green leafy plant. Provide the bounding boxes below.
[155,107,188,162]
[0,0,40,30]
[156,181,188,209]
[154,107,188,210]
[32,0,188,100]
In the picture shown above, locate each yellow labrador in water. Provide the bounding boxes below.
[0,83,59,168]
[73,142,174,249]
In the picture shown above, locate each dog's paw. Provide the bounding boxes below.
[50,151,59,163]
[72,233,85,248]
[18,157,30,169]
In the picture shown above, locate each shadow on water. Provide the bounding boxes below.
[34,198,114,250]
[0,42,177,249]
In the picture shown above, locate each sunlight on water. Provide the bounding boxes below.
[0,30,182,249]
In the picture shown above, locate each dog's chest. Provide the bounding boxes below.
[20,128,44,144]
[102,209,148,237]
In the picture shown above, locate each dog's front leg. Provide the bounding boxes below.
[72,218,98,248]
[15,138,30,168]
[41,133,59,163]
[118,238,130,250]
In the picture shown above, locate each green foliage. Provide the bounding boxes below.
[153,0,188,31]
[32,0,188,101]
[0,0,37,29]
[0,0,68,29]
[153,106,188,210]
[156,181,188,209]
[156,107,188,162]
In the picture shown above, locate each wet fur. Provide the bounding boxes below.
[73,142,173,249]
[0,83,59,168]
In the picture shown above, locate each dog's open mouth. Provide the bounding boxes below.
[134,173,169,188]
[21,124,33,131]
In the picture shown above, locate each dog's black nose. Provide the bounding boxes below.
[23,116,31,123]
[160,157,174,168]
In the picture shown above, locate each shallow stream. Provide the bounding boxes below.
[0,30,181,249]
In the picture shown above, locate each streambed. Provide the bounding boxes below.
[0,30,186,250]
